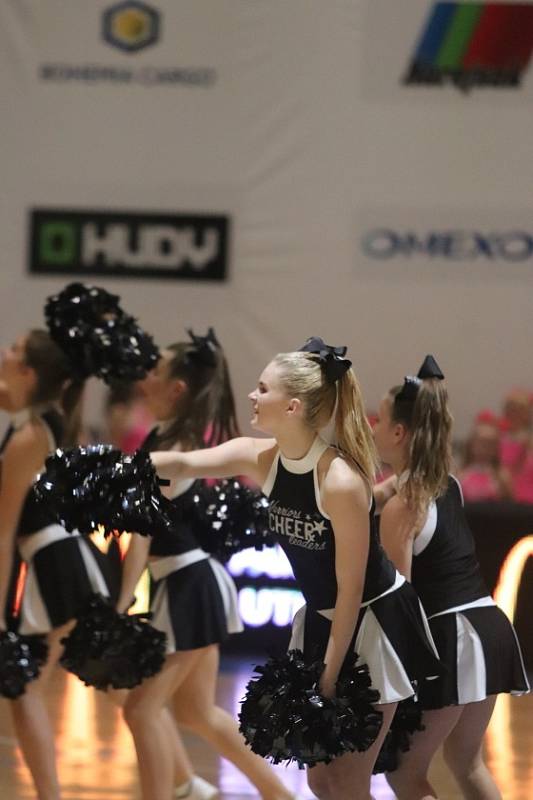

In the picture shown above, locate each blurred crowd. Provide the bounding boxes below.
[458,389,533,504]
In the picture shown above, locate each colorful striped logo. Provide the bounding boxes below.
[405,2,533,91]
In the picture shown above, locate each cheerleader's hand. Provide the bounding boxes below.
[319,673,337,699]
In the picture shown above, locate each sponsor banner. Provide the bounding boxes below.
[363,0,533,101]
[29,209,230,281]
[32,0,218,89]
[357,209,533,267]
[362,228,533,262]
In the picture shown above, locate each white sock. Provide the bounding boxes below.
[175,779,192,798]
[175,776,219,798]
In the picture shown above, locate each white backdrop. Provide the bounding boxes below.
[1,0,532,436]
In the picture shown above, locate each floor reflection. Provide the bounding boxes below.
[0,660,531,799]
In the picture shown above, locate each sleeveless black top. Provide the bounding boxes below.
[263,438,397,610]
[410,476,489,617]
[140,427,201,557]
[0,409,65,538]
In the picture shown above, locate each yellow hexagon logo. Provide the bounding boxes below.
[103,1,160,53]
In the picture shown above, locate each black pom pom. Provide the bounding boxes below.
[239,650,383,768]
[183,480,275,562]
[373,696,425,774]
[0,631,49,699]
[45,282,160,383]
[34,445,174,538]
[60,594,166,690]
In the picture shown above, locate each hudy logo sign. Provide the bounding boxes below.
[29,210,229,281]
[405,2,533,91]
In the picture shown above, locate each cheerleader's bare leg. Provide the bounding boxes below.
[306,702,397,800]
[442,696,501,800]
[160,706,197,786]
[123,649,201,800]
[108,688,194,787]
[10,620,75,800]
[385,705,463,800]
[173,644,295,800]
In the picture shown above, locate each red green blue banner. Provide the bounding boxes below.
[405,2,533,90]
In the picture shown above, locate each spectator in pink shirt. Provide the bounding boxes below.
[459,413,512,502]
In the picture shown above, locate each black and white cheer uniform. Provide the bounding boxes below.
[141,428,243,653]
[2,409,113,635]
[409,474,530,708]
[262,437,442,704]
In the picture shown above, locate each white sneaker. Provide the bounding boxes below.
[175,775,219,799]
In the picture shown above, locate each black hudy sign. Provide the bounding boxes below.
[29,209,230,281]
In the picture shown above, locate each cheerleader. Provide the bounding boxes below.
[148,338,442,800]
[0,329,113,800]
[116,330,300,800]
[373,355,530,800]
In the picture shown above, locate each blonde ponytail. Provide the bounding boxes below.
[335,369,378,483]
[391,378,453,521]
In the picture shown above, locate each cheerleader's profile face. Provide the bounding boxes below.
[139,350,184,420]
[0,335,35,396]
[373,396,406,466]
[248,361,293,435]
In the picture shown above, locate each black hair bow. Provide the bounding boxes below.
[186,327,220,368]
[299,336,352,384]
[396,354,445,404]
[417,355,444,381]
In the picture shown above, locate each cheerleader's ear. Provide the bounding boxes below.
[392,420,410,445]
[169,378,187,403]
[286,397,303,418]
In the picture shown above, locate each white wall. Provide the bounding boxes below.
[1,0,531,436]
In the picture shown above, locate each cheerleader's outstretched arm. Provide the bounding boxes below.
[319,457,370,698]
[151,436,276,486]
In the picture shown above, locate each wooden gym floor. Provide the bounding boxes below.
[0,657,531,799]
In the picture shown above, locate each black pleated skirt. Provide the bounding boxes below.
[289,577,443,705]
[18,534,115,635]
[418,604,530,709]
[149,556,243,653]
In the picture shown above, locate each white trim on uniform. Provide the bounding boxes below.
[456,613,487,704]
[450,474,465,506]
[279,437,329,475]
[18,524,78,562]
[316,571,406,619]
[413,502,438,555]
[428,595,495,619]
[312,462,331,520]
[262,451,280,497]
[148,549,209,581]
[207,559,244,635]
